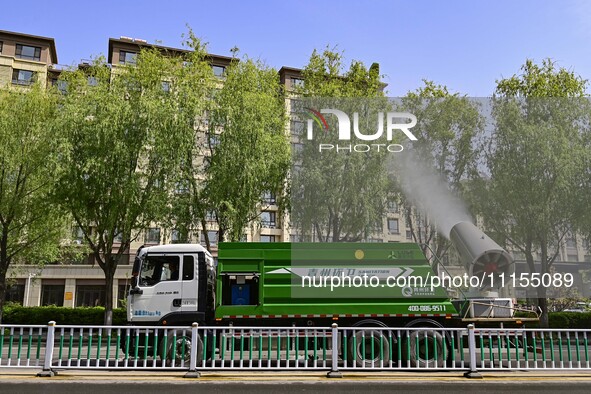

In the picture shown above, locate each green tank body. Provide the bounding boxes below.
[215,242,457,321]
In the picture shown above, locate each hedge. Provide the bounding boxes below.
[503,311,591,328]
[1,305,127,325]
[2,306,591,328]
[548,312,591,329]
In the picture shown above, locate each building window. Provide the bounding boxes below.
[387,219,399,234]
[114,229,123,243]
[171,229,181,243]
[5,282,25,304]
[119,50,137,65]
[261,191,276,205]
[205,211,216,221]
[76,284,105,307]
[161,81,170,92]
[291,120,305,135]
[368,238,383,243]
[12,69,36,85]
[174,181,190,195]
[370,222,382,234]
[200,231,218,247]
[387,200,399,213]
[260,235,276,242]
[261,211,276,228]
[566,234,577,248]
[117,282,129,308]
[585,255,591,263]
[567,254,578,262]
[72,226,85,242]
[290,234,303,242]
[15,44,41,61]
[406,230,413,240]
[52,79,68,94]
[207,133,220,148]
[291,77,304,88]
[293,143,304,155]
[212,65,225,77]
[144,228,161,244]
[513,251,525,260]
[87,76,98,86]
[117,253,131,265]
[0,41,3,53]
[41,283,64,306]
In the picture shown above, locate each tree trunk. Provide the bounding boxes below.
[0,228,10,324]
[104,272,114,326]
[101,254,116,326]
[332,217,340,242]
[0,263,8,324]
[538,240,549,328]
[200,218,211,251]
[523,243,538,314]
[538,293,549,328]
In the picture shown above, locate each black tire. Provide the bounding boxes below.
[403,330,446,367]
[347,330,390,368]
[120,328,141,357]
[160,331,203,367]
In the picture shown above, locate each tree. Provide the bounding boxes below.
[291,48,390,242]
[201,57,291,243]
[0,85,68,322]
[53,37,214,325]
[573,104,591,259]
[397,81,482,273]
[477,59,589,327]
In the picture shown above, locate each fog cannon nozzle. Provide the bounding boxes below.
[449,221,512,289]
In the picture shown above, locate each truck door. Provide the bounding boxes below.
[131,253,182,323]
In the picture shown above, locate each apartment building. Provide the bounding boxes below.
[0,30,58,88]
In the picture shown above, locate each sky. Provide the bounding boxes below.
[1,0,590,96]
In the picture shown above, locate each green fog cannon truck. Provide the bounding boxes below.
[125,221,536,366]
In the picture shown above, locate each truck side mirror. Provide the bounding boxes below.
[130,287,143,295]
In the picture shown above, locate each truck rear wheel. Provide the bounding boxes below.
[403,330,446,367]
[347,330,390,367]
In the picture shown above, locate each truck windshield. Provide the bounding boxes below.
[139,255,180,286]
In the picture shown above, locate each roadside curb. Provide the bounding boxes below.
[2,369,591,383]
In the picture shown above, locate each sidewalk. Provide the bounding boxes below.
[1,368,591,383]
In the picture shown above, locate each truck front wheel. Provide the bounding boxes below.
[160,332,203,367]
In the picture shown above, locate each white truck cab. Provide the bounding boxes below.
[128,244,216,326]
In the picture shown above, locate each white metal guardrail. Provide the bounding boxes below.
[472,327,591,370]
[193,325,334,370]
[2,322,591,377]
[338,326,468,370]
[0,324,47,368]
